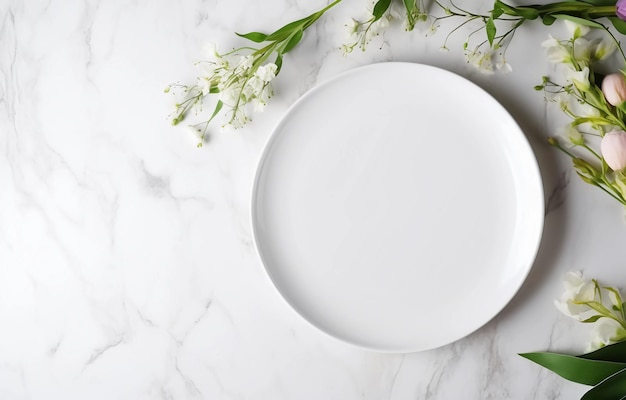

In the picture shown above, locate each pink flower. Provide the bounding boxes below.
[602,73,626,106]
[618,0,626,21]
[601,130,626,171]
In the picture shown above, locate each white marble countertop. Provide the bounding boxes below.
[4,0,626,399]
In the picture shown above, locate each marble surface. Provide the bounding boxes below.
[3,0,626,399]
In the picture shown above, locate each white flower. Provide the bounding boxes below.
[592,37,617,61]
[566,66,590,91]
[238,55,254,71]
[542,35,572,64]
[554,271,598,320]
[573,37,592,64]
[204,42,219,58]
[255,63,277,83]
[588,318,623,351]
[219,85,240,105]
[562,124,584,146]
[564,20,590,38]
[346,18,359,36]
[466,49,498,74]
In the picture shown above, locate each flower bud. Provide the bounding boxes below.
[602,73,626,106]
[618,0,626,21]
[601,130,626,171]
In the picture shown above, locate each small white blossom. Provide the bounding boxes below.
[346,18,359,36]
[592,37,617,61]
[588,318,623,351]
[573,37,592,64]
[554,271,598,320]
[566,66,590,91]
[561,124,584,146]
[238,55,254,71]
[466,49,497,74]
[542,35,572,64]
[255,63,278,82]
[564,20,590,38]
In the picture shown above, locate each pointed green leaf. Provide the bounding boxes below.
[492,5,504,19]
[486,17,497,47]
[581,368,626,400]
[520,352,626,385]
[372,0,392,22]
[235,31,268,43]
[403,0,415,13]
[274,53,283,74]
[281,29,303,54]
[581,315,604,323]
[581,341,626,363]
[552,14,605,29]
[266,18,307,42]
[542,14,557,25]
[609,17,626,35]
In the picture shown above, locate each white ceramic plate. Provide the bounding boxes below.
[252,62,544,353]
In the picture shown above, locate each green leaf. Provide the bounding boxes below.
[209,100,223,122]
[486,17,497,47]
[235,31,268,43]
[492,4,504,19]
[552,14,605,29]
[281,29,303,54]
[372,0,392,22]
[274,53,283,74]
[577,0,618,5]
[519,352,626,385]
[609,17,626,35]
[581,368,626,400]
[581,315,604,323]
[542,14,557,25]
[266,17,307,42]
[403,0,415,13]
[512,7,540,20]
[581,341,626,363]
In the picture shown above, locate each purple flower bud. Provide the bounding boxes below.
[617,0,626,21]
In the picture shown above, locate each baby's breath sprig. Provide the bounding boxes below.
[167,0,341,147]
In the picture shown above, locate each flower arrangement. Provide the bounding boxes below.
[168,2,626,397]
[521,272,626,399]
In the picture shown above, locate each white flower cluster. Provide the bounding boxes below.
[342,12,393,54]
[465,48,511,74]
[542,22,616,94]
[197,45,278,128]
[556,271,626,351]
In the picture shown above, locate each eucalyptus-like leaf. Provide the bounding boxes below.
[282,29,303,54]
[520,352,626,385]
[235,31,269,43]
[372,0,392,22]
[581,368,626,400]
